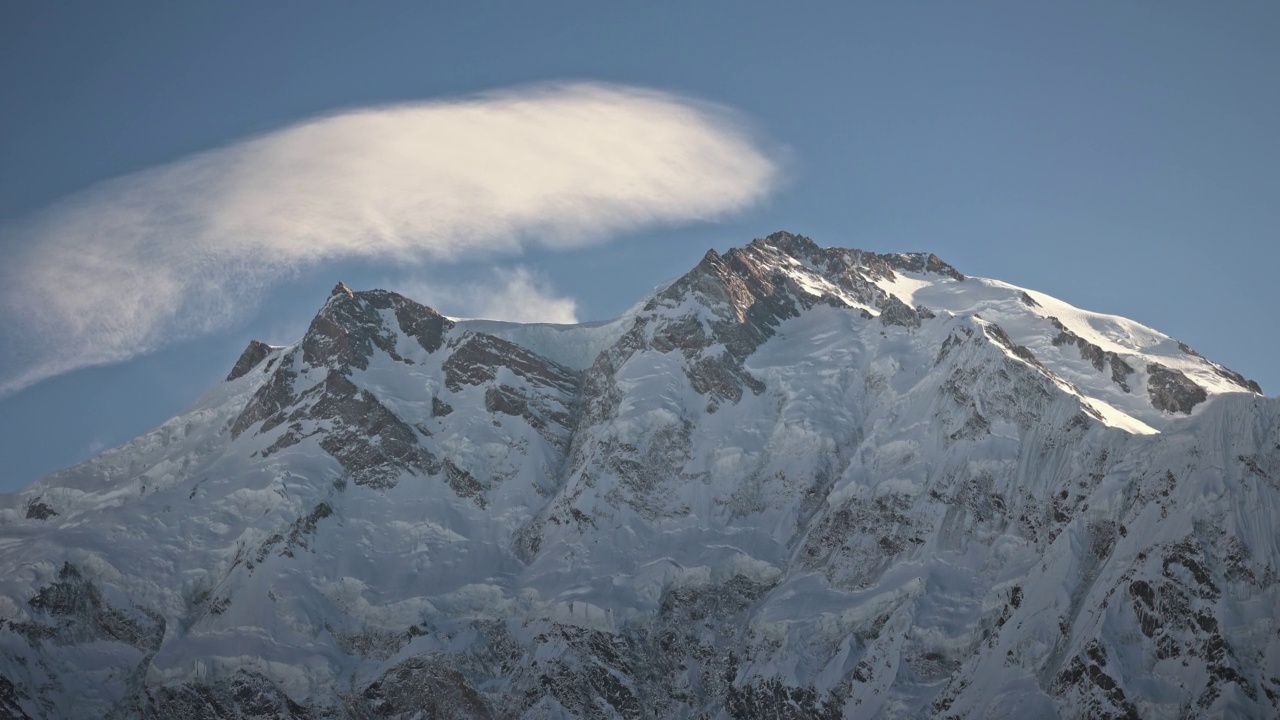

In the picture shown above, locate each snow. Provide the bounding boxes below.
[875,270,937,308]
[878,273,1261,431]
[775,255,881,316]
[0,235,1275,718]
[457,316,632,371]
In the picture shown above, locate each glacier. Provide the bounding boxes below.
[0,232,1276,719]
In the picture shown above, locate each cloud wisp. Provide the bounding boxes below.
[0,83,780,396]
[395,266,580,325]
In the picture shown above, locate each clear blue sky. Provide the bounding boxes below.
[1,1,1277,492]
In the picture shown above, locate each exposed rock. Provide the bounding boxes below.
[225,339,274,382]
[879,294,921,328]
[330,622,424,661]
[22,562,164,652]
[884,251,966,281]
[431,396,453,417]
[247,371,439,490]
[5,233,1279,719]
[359,656,493,720]
[442,458,486,508]
[1049,317,1135,392]
[1178,341,1263,393]
[0,675,32,720]
[631,232,954,403]
[801,491,923,589]
[983,322,1045,369]
[1050,652,1141,720]
[144,670,313,720]
[727,682,844,720]
[392,293,451,355]
[523,626,644,720]
[627,245,791,405]
[1147,362,1208,414]
[294,284,453,376]
[443,333,577,396]
[23,498,56,520]
[485,384,573,450]
[230,351,300,438]
[756,231,963,289]
[443,332,580,450]
[312,377,439,489]
[230,284,578,502]
[254,502,334,561]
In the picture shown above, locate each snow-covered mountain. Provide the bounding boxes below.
[2,232,1276,719]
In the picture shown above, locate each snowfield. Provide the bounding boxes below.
[0,232,1275,719]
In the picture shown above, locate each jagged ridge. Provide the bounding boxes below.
[0,232,1274,719]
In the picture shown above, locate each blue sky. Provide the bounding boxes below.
[1,2,1277,492]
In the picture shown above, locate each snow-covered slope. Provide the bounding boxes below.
[1,232,1275,719]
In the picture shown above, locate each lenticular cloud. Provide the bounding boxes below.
[0,83,780,396]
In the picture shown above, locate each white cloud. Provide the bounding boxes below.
[0,83,780,395]
[396,266,579,324]
[86,437,107,456]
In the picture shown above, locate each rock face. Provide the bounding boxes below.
[0,232,1274,719]
[225,339,274,382]
[1146,362,1209,414]
[1049,317,1135,392]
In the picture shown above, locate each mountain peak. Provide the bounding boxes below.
[754,229,821,257]
[883,251,965,281]
[303,286,453,373]
[225,339,274,382]
[4,232,1275,719]
[330,281,355,298]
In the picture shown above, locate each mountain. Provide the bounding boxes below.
[1,232,1276,719]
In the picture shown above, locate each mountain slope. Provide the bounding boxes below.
[1,232,1275,719]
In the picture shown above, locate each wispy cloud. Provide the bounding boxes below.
[0,83,780,396]
[85,436,107,456]
[395,266,580,324]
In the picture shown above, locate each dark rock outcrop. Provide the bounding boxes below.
[359,657,494,720]
[230,287,459,488]
[23,498,56,520]
[231,285,577,495]
[144,670,313,720]
[226,340,274,382]
[1049,317,1135,392]
[883,251,966,281]
[253,372,439,490]
[0,675,32,720]
[7,236,1277,719]
[1147,363,1208,414]
[20,562,164,652]
[983,322,1045,370]
[301,284,452,372]
[622,232,963,408]
[879,294,921,328]
[1179,341,1263,394]
[443,333,577,397]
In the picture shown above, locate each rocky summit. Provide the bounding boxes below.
[1,232,1276,719]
